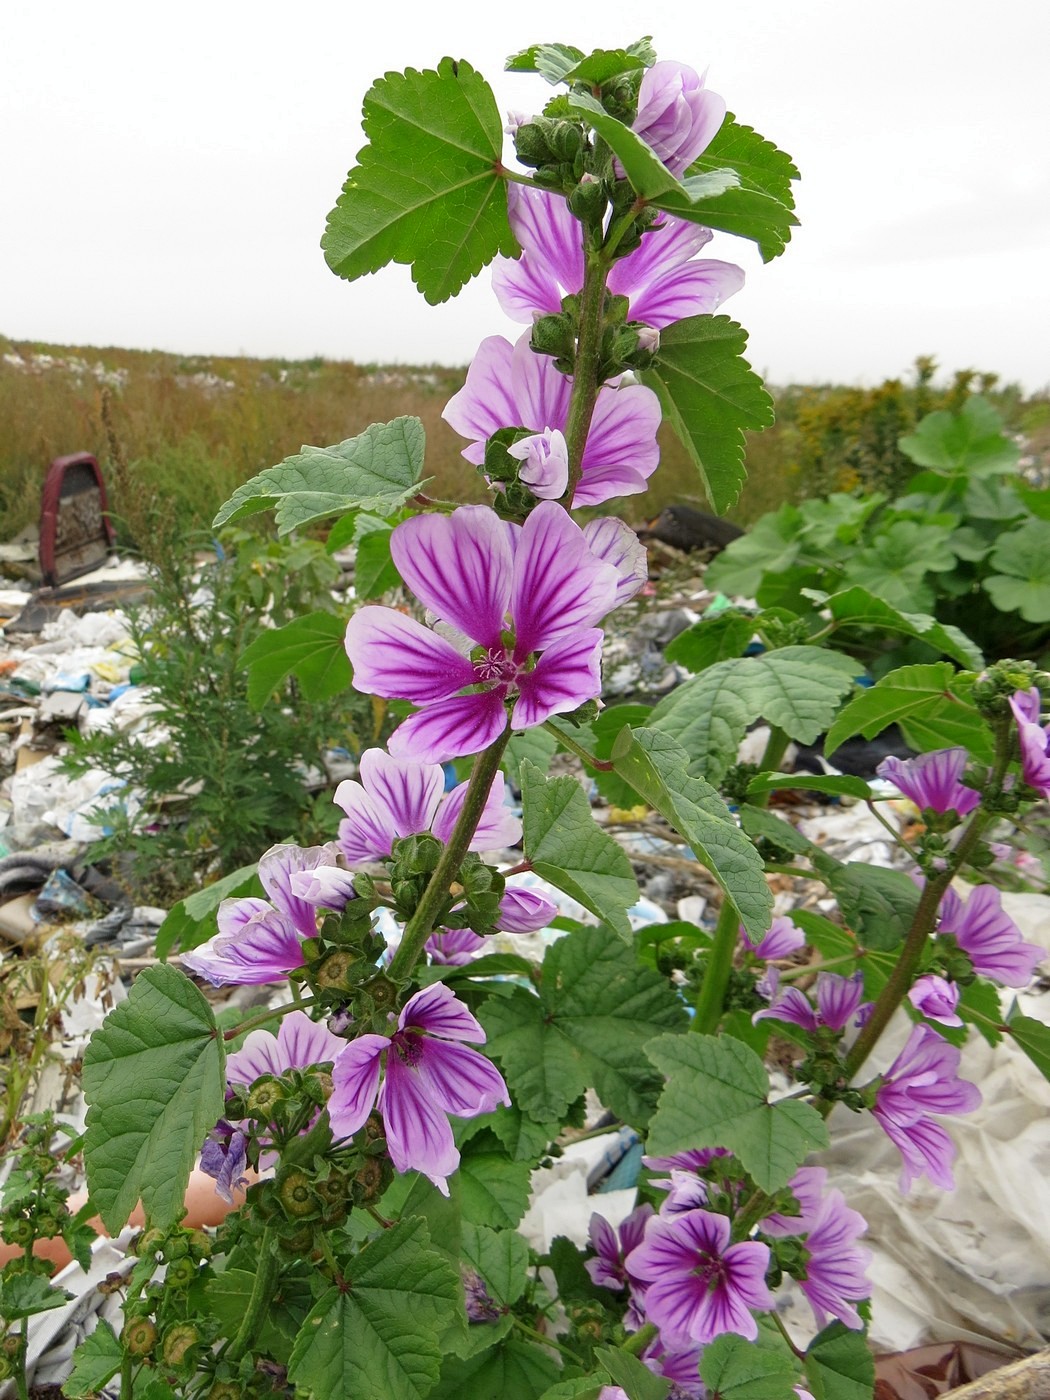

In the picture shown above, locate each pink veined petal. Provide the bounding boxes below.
[874,1109,957,1192]
[387,690,509,765]
[507,183,583,296]
[608,217,712,301]
[582,519,648,607]
[289,866,358,910]
[952,884,1043,987]
[511,503,617,655]
[498,886,558,933]
[399,982,487,1043]
[433,771,522,850]
[426,928,486,965]
[216,897,271,939]
[358,748,444,840]
[510,331,572,438]
[442,336,521,464]
[512,630,604,729]
[334,781,398,862]
[225,1028,286,1086]
[570,459,653,507]
[329,1035,387,1139]
[390,507,514,649]
[182,911,304,986]
[276,1009,346,1070]
[345,607,474,703]
[258,844,336,938]
[492,250,565,322]
[628,257,745,328]
[416,1037,510,1117]
[380,1053,460,1195]
[640,1275,711,1347]
[752,986,819,1033]
[581,381,662,486]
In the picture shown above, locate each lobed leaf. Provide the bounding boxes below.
[239,610,351,710]
[898,396,1019,479]
[803,1321,876,1400]
[640,316,774,513]
[824,585,983,669]
[700,1334,800,1399]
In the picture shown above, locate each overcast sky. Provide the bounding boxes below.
[3,0,1048,390]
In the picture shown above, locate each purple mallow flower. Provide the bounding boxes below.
[345,503,624,763]
[872,1024,981,1192]
[200,1122,249,1205]
[936,884,1042,988]
[630,61,726,177]
[625,1209,773,1345]
[795,1189,872,1331]
[506,426,569,500]
[759,1165,827,1237]
[425,886,558,964]
[586,1205,654,1291]
[754,969,871,1034]
[876,748,980,817]
[908,974,962,1027]
[1010,688,1050,797]
[225,1010,346,1088]
[182,844,344,986]
[442,333,661,506]
[334,747,520,865]
[493,184,743,330]
[741,916,806,961]
[328,983,509,1195]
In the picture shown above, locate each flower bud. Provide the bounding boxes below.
[514,120,557,167]
[277,1169,317,1220]
[122,1317,158,1356]
[162,1323,201,1367]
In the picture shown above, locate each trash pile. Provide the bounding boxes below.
[2,514,1050,1400]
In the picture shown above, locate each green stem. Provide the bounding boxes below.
[389,726,511,979]
[750,725,791,809]
[543,719,614,770]
[621,1322,657,1355]
[602,200,645,261]
[778,953,865,980]
[560,249,608,507]
[692,897,739,1034]
[842,717,1013,1080]
[864,798,916,855]
[511,1317,581,1363]
[14,1323,29,1400]
[770,1309,805,1360]
[120,1349,133,1399]
[222,997,317,1042]
[227,1226,278,1363]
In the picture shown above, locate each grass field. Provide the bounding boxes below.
[2,333,1042,551]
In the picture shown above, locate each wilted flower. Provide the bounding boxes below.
[345,503,622,763]
[872,1024,981,1192]
[199,1122,249,1205]
[753,969,870,1034]
[442,333,661,506]
[492,184,743,329]
[631,61,726,176]
[425,886,558,964]
[876,748,980,817]
[328,983,509,1195]
[334,747,520,865]
[586,1205,654,1290]
[625,1209,773,1345]
[908,974,962,1027]
[1010,688,1050,797]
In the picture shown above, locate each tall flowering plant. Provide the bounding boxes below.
[66,36,1049,1400]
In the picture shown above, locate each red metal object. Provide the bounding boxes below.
[38,453,116,587]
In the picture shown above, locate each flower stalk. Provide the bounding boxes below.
[560,246,609,507]
[692,897,739,1034]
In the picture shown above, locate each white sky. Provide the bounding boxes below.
[3,0,1048,389]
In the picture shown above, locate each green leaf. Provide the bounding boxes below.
[461,1222,528,1306]
[650,647,858,785]
[567,93,738,204]
[640,316,774,513]
[705,505,804,597]
[213,416,426,532]
[676,113,800,261]
[564,48,648,85]
[82,965,226,1232]
[788,911,858,965]
[824,586,983,669]
[0,1271,70,1321]
[739,805,824,861]
[239,610,351,709]
[505,726,559,780]
[287,1216,461,1400]
[485,1104,560,1162]
[520,759,638,938]
[1008,1013,1050,1083]
[842,522,956,612]
[957,978,1003,1046]
[804,1322,875,1400]
[823,864,920,952]
[700,1333,800,1399]
[354,521,403,599]
[322,59,515,303]
[64,1321,123,1397]
[538,1381,603,1400]
[482,925,686,1125]
[898,396,1019,479]
[646,1034,828,1192]
[611,727,772,942]
[598,1346,670,1400]
[459,1133,532,1228]
[824,662,987,759]
[985,518,1050,622]
[505,42,584,81]
[665,612,756,672]
[430,1337,561,1399]
[154,863,261,958]
[746,771,872,800]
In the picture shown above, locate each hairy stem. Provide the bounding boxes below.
[620,1321,657,1355]
[222,997,317,1042]
[543,719,614,769]
[560,248,608,507]
[227,1225,278,1363]
[692,897,739,1034]
[388,726,511,979]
